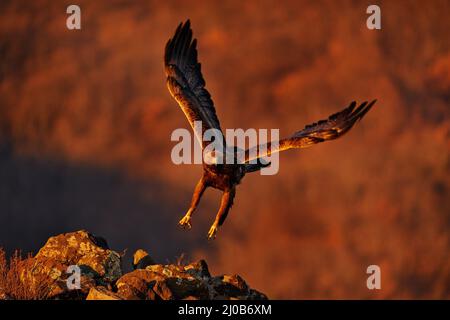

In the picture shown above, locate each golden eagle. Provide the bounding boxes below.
[164,20,376,239]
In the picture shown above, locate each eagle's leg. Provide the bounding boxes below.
[207,187,236,240]
[179,177,207,229]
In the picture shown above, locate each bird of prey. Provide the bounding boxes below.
[164,20,376,239]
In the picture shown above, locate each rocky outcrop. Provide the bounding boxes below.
[15,230,122,299]
[2,230,267,300]
[116,260,265,300]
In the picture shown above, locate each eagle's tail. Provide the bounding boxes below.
[244,158,271,173]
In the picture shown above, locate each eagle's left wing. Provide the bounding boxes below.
[244,100,376,163]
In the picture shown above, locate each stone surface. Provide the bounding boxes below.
[16,230,122,299]
[86,286,123,300]
[36,230,122,282]
[7,230,267,300]
[115,261,267,300]
[132,249,155,270]
[116,269,163,300]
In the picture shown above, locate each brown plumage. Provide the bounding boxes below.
[164,20,376,239]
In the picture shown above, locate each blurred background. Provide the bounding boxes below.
[0,0,449,299]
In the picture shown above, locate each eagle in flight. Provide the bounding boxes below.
[164,20,376,239]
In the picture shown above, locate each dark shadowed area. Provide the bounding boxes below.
[0,0,449,298]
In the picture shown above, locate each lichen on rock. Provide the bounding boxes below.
[15,230,122,299]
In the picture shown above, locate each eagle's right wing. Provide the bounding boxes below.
[244,100,376,162]
[165,20,223,148]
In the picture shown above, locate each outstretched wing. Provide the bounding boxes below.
[165,20,223,148]
[244,100,376,162]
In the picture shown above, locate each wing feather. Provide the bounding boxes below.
[244,100,376,162]
[165,20,222,148]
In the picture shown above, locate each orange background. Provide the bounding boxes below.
[0,0,449,298]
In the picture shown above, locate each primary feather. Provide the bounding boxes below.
[165,20,222,148]
[244,100,376,162]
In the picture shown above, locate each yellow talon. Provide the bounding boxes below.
[179,214,192,229]
[207,223,218,240]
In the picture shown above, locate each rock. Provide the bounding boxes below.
[212,274,248,297]
[132,249,155,269]
[152,280,174,300]
[208,274,267,300]
[6,230,267,300]
[86,286,123,300]
[116,269,163,300]
[17,230,122,299]
[115,260,265,300]
[184,259,211,278]
[153,277,209,300]
[146,287,159,300]
[116,266,209,300]
[36,230,122,282]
